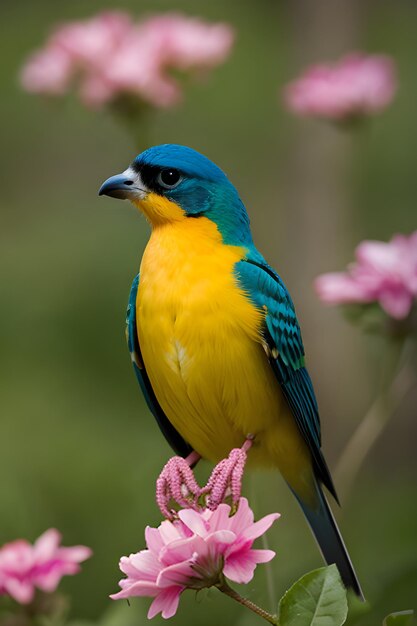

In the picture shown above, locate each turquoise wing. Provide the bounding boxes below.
[126,275,192,457]
[235,256,338,501]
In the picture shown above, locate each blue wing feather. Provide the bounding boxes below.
[126,275,192,457]
[235,254,338,501]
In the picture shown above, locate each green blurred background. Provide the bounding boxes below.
[1,0,416,624]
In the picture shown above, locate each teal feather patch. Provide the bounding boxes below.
[235,255,338,501]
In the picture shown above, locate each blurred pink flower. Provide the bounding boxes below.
[283,53,397,121]
[111,498,279,619]
[20,48,73,95]
[142,14,235,71]
[0,529,92,604]
[20,11,234,109]
[20,12,131,100]
[315,231,417,319]
[51,11,133,65]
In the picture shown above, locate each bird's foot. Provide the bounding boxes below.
[203,436,254,511]
[155,453,201,519]
[155,437,254,518]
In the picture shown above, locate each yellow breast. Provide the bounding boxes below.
[137,215,313,496]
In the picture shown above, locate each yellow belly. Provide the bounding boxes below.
[137,217,313,496]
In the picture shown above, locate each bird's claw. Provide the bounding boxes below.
[156,455,202,519]
[203,438,253,510]
[155,438,254,518]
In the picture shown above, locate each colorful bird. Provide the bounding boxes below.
[99,144,363,598]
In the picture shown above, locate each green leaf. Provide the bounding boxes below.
[278,564,348,626]
[383,610,414,626]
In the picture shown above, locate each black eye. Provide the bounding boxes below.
[157,169,182,189]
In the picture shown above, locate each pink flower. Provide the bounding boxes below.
[50,11,133,66]
[315,231,417,319]
[104,14,234,108]
[19,12,234,109]
[141,14,235,71]
[20,48,73,95]
[0,529,92,604]
[283,53,397,121]
[111,498,279,620]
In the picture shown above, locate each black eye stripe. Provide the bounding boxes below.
[132,163,159,189]
[132,162,183,194]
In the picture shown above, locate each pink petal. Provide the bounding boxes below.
[158,520,183,545]
[228,498,254,535]
[129,551,161,581]
[110,580,159,600]
[224,549,274,584]
[33,569,70,593]
[205,530,236,550]
[379,289,413,319]
[207,503,232,532]
[200,530,237,572]
[156,561,197,588]
[3,579,34,604]
[159,536,206,567]
[0,540,33,571]
[241,513,280,541]
[250,548,276,563]
[178,509,209,537]
[119,554,142,578]
[356,240,401,273]
[147,587,182,619]
[51,11,133,65]
[223,551,258,584]
[145,526,164,555]
[20,47,73,95]
[314,272,372,304]
[55,545,92,563]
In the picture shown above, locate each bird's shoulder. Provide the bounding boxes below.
[235,249,305,371]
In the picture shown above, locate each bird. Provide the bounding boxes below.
[99,143,363,599]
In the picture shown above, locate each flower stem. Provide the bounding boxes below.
[217,578,278,625]
[335,337,414,499]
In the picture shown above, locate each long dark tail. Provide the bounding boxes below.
[293,481,364,600]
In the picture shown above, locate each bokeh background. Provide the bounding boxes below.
[1,0,416,624]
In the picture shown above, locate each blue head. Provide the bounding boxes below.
[99,144,252,245]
